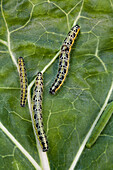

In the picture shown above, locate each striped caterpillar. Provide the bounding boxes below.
[49,24,80,94]
[18,57,28,107]
[86,101,113,148]
[32,72,48,152]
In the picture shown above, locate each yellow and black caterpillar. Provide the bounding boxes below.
[18,57,28,107]
[50,24,80,94]
[32,72,48,152]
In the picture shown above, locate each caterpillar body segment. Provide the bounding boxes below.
[50,25,80,94]
[32,72,48,152]
[18,57,28,107]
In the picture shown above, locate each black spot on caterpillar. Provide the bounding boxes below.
[18,57,28,107]
[50,24,80,94]
[32,72,48,152]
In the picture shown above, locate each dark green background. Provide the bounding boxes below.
[0,0,113,169]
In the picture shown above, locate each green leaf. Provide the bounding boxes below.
[0,0,113,169]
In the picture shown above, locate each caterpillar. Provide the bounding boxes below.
[49,24,80,94]
[18,57,28,107]
[32,72,48,152]
[86,101,113,148]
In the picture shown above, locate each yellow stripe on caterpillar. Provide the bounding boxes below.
[50,24,80,94]
[18,57,28,107]
[32,72,48,152]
